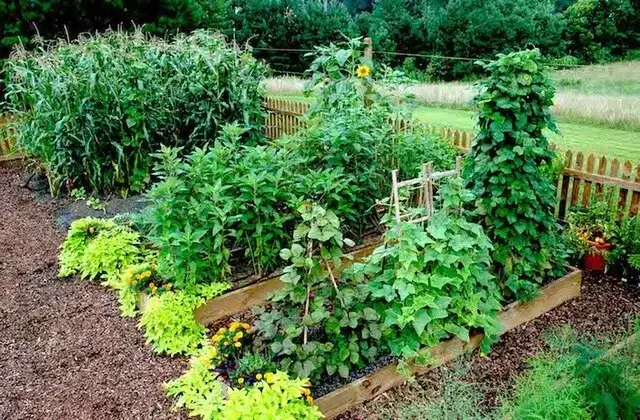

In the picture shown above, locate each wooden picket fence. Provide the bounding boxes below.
[264,97,640,220]
[263,97,474,151]
[557,151,640,219]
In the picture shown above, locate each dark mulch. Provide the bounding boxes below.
[0,167,186,420]
[337,271,640,419]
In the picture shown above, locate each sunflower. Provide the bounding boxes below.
[356,64,371,78]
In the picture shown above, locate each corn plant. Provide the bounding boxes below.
[3,29,265,195]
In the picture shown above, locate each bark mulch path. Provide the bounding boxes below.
[0,167,186,420]
[338,271,640,419]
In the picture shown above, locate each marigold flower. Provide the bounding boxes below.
[234,332,243,340]
[229,321,240,332]
[237,377,244,385]
[264,372,275,384]
[219,327,227,333]
[234,342,242,348]
[356,64,371,78]
[256,373,263,380]
[241,323,251,330]
[306,396,313,404]
[89,227,95,234]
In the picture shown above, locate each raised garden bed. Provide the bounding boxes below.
[312,267,582,418]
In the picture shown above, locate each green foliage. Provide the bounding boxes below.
[138,283,229,356]
[464,49,568,299]
[393,128,459,178]
[254,203,380,381]
[575,343,640,419]
[502,326,640,419]
[501,342,592,419]
[223,372,322,420]
[608,216,640,276]
[564,0,640,63]
[347,179,502,358]
[58,217,118,277]
[397,363,495,420]
[229,353,277,389]
[165,344,227,419]
[166,345,321,420]
[58,217,141,281]
[4,29,265,194]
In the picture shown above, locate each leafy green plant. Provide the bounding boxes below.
[4,29,265,195]
[138,283,229,356]
[254,202,382,381]
[229,353,277,389]
[166,344,321,420]
[58,217,118,277]
[223,372,321,420]
[464,49,568,299]
[58,217,141,282]
[210,321,254,365]
[346,179,502,359]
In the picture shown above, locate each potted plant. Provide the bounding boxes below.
[566,202,615,271]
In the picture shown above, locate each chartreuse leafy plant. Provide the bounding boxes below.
[165,343,321,419]
[58,217,142,282]
[346,179,502,360]
[58,217,118,277]
[464,49,568,299]
[138,283,229,356]
[254,203,383,381]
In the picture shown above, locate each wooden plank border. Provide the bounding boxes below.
[315,267,582,418]
[194,242,382,325]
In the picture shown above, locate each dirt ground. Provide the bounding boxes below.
[0,167,186,420]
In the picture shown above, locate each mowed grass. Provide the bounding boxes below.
[413,107,640,164]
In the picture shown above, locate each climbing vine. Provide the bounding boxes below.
[464,49,568,299]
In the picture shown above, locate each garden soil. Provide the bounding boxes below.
[0,167,186,420]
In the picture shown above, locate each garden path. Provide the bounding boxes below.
[0,167,184,420]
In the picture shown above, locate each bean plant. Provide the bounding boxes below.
[464,49,568,299]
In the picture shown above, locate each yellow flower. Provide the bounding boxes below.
[237,377,244,385]
[356,64,371,78]
[233,332,243,341]
[223,341,230,347]
[219,327,227,334]
[136,274,143,280]
[264,372,275,384]
[229,321,240,332]
[241,323,251,330]
[234,342,242,348]
[256,373,263,380]
[306,396,313,404]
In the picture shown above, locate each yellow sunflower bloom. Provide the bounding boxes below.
[356,64,371,78]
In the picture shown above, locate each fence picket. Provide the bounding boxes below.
[630,167,640,217]
[558,150,574,219]
[582,154,596,206]
[619,161,633,214]
[570,152,584,207]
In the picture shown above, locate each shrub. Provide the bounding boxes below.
[464,49,568,299]
[3,29,265,194]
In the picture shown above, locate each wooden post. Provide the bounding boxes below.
[557,150,573,219]
[392,169,401,229]
[364,37,373,60]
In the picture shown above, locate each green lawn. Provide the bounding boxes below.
[271,94,639,164]
[413,107,640,164]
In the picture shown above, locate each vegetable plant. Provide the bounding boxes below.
[464,49,568,299]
